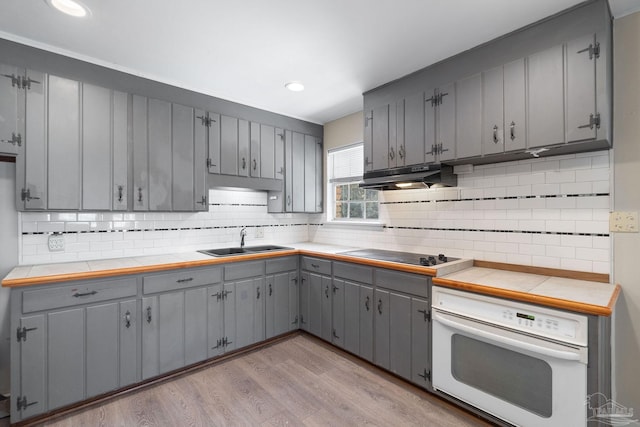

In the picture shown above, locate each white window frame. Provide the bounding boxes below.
[326,142,380,224]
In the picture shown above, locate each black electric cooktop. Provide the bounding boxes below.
[338,249,457,267]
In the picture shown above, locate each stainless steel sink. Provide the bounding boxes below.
[198,245,293,257]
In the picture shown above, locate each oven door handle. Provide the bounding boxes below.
[433,311,583,362]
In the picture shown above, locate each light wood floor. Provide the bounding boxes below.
[26,334,492,426]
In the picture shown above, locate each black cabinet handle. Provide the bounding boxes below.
[333,329,340,339]
[311,263,319,269]
[325,285,329,299]
[256,286,261,300]
[365,296,370,311]
[117,185,124,203]
[73,290,97,298]
[137,187,143,203]
[269,283,273,296]
[510,121,516,141]
[176,277,193,283]
[124,311,131,328]
[492,125,499,144]
[242,157,246,170]
[378,299,383,315]
[146,306,152,323]
[253,158,257,170]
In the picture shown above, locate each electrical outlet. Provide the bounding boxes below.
[609,211,639,233]
[48,233,65,251]
[255,227,264,238]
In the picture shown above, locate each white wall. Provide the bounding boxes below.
[18,189,310,265]
[612,11,640,413]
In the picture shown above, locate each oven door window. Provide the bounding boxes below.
[451,334,552,418]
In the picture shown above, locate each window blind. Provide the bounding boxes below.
[328,143,363,183]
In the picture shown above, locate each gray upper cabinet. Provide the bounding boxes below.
[147,98,172,211]
[172,103,200,211]
[363,112,373,172]
[238,119,250,177]
[455,73,482,160]
[284,130,294,211]
[315,139,323,212]
[304,134,317,212]
[371,104,391,171]
[260,124,275,179]
[274,128,285,180]
[527,44,565,149]
[424,83,455,163]
[204,112,221,174]
[483,59,527,156]
[566,33,599,143]
[291,132,305,212]
[220,115,239,176]
[112,91,129,210]
[48,75,81,210]
[193,110,208,212]
[0,63,21,157]
[250,122,261,177]
[399,92,425,167]
[132,95,149,211]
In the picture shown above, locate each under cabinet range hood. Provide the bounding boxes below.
[359,164,457,190]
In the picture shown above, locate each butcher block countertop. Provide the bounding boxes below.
[2,242,619,316]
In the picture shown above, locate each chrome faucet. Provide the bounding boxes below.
[240,227,247,248]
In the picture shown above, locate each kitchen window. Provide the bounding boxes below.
[327,143,379,222]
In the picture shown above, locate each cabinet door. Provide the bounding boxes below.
[528,44,565,148]
[359,285,373,362]
[424,88,437,164]
[22,69,46,209]
[48,75,80,210]
[299,272,310,332]
[253,277,265,344]
[274,128,285,180]
[141,296,158,380]
[374,289,390,370]
[132,95,149,211]
[208,284,225,358]
[372,104,390,170]
[292,132,305,212]
[185,287,208,365]
[0,64,21,157]
[438,82,456,162]
[332,279,345,348]
[82,83,112,210]
[314,139,323,213]
[284,130,294,212]
[225,279,263,351]
[207,112,221,174]
[482,66,505,156]
[411,298,430,387]
[389,292,411,379]
[158,292,184,374]
[220,115,238,176]
[402,93,425,167]
[172,103,195,211]
[363,111,373,172]
[304,134,316,213]
[17,315,45,420]
[343,280,360,355]
[288,272,299,331]
[456,73,482,159]
[86,302,118,397]
[48,308,84,409]
[119,299,138,387]
[267,272,290,338]
[307,272,322,337]
[250,122,261,177]
[567,34,598,143]
[148,98,172,211]
[260,124,275,179]
[238,119,250,176]
[193,110,208,211]
[503,58,526,152]
[112,91,129,210]
[320,275,332,342]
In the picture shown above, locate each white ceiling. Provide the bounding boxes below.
[0,0,637,125]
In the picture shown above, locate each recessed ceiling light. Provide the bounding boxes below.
[46,0,90,17]
[285,81,304,92]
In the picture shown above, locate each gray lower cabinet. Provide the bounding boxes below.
[141,267,222,379]
[223,261,265,351]
[265,257,299,338]
[299,256,331,338]
[11,277,138,422]
[373,268,431,389]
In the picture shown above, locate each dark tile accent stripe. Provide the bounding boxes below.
[22,223,309,236]
[384,225,608,237]
[380,193,610,205]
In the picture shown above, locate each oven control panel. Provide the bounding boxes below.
[432,286,588,346]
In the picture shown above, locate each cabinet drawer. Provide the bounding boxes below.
[334,261,373,284]
[375,269,430,298]
[143,267,221,294]
[224,261,264,281]
[23,278,137,313]
[266,256,298,274]
[301,256,331,275]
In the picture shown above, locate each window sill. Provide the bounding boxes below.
[323,221,385,231]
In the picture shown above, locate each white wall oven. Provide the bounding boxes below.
[432,286,589,427]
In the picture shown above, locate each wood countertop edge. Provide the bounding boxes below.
[1,249,441,287]
[433,277,618,317]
